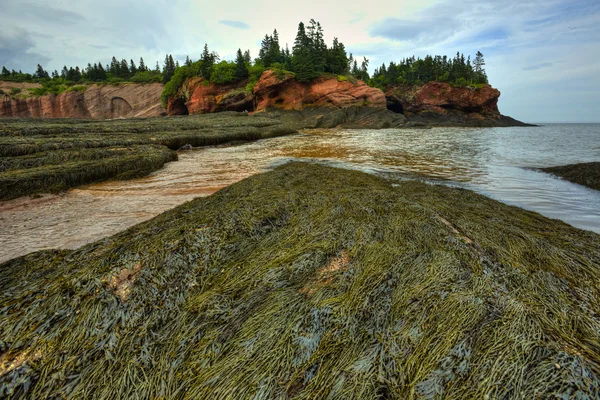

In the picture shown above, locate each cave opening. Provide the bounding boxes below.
[170,98,189,115]
[386,99,404,114]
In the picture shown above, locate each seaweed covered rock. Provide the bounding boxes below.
[2,162,600,398]
[0,113,295,200]
[541,161,600,191]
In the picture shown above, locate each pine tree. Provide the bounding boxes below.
[130,59,137,75]
[200,44,218,79]
[35,64,49,79]
[1,66,9,76]
[327,37,349,75]
[110,57,119,76]
[243,50,251,64]
[292,22,317,82]
[139,57,146,72]
[185,55,192,67]
[163,54,176,83]
[235,48,249,80]
[120,59,129,79]
[61,66,68,79]
[473,51,487,84]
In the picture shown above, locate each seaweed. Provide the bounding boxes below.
[1,162,600,398]
[540,162,600,191]
[0,113,296,199]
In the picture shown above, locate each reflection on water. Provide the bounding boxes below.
[1,123,598,262]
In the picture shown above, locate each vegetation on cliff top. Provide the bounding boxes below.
[157,19,490,108]
[0,113,295,200]
[1,162,600,398]
[2,19,490,104]
[541,162,600,191]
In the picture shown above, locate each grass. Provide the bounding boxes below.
[1,162,600,398]
[541,162,600,191]
[0,113,296,200]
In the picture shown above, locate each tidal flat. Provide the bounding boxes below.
[0,113,295,200]
[1,162,600,398]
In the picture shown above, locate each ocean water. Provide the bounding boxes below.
[1,123,598,261]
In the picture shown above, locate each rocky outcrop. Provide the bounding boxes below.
[168,71,406,129]
[0,83,165,119]
[167,72,527,128]
[253,70,386,111]
[385,82,529,127]
[167,78,253,115]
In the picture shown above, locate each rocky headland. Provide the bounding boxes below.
[2,70,528,128]
[167,70,528,128]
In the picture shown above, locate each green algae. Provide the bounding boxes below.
[1,162,600,398]
[0,113,296,199]
[541,162,600,191]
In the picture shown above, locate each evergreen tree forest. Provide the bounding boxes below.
[1,19,489,101]
[370,51,488,88]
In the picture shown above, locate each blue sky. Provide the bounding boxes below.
[0,0,599,122]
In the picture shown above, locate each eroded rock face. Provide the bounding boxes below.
[253,70,386,111]
[0,83,165,119]
[384,82,527,126]
[167,78,253,115]
[167,71,405,128]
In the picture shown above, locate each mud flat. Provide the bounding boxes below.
[1,162,600,398]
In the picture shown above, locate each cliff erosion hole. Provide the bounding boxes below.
[170,98,189,115]
[110,97,133,118]
[386,99,404,114]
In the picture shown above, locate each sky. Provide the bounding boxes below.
[0,0,599,123]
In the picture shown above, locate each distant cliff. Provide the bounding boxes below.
[167,71,526,128]
[0,83,165,119]
[0,73,527,127]
[167,70,406,129]
[385,81,528,127]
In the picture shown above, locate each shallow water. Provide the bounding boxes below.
[1,123,598,262]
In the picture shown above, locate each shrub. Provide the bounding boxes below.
[129,71,162,83]
[454,77,469,88]
[68,85,88,92]
[10,87,21,96]
[245,63,266,93]
[210,61,236,84]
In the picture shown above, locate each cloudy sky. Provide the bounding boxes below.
[1,0,598,122]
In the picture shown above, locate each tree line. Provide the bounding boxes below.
[0,56,181,84]
[2,19,489,96]
[371,52,488,88]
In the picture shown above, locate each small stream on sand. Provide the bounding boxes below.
[1,123,599,262]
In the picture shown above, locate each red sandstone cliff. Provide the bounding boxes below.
[0,72,525,127]
[167,70,386,116]
[253,70,386,111]
[166,70,404,129]
[384,82,525,126]
[0,83,165,119]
